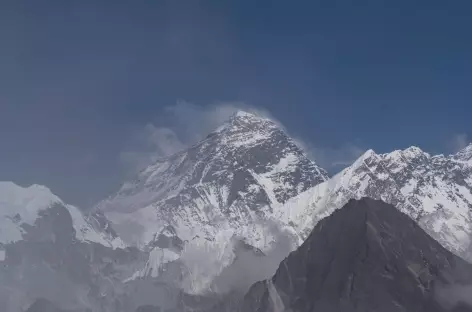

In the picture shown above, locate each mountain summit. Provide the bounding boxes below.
[96,111,328,293]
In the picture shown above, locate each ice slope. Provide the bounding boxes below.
[280,144,472,261]
[96,111,328,292]
[0,181,124,249]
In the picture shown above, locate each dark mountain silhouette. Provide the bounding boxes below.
[239,198,472,312]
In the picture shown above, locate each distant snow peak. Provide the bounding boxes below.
[0,181,61,244]
[378,146,429,162]
[0,181,61,220]
[0,181,124,249]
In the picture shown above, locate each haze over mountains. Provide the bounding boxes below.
[1,111,472,311]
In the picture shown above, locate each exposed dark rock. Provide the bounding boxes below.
[239,198,472,312]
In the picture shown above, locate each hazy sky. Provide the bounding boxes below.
[1,1,471,207]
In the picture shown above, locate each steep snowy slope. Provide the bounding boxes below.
[280,144,472,261]
[0,181,124,249]
[96,111,328,292]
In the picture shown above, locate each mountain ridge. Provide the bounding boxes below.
[280,143,472,261]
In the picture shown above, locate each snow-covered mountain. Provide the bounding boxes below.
[96,111,328,293]
[96,111,472,295]
[0,182,155,312]
[280,144,472,261]
[0,181,124,250]
[2,109,472,310]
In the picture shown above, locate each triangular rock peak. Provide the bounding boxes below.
[240,198,472,312]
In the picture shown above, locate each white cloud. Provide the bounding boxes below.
[451,133,469,153]
[162,101,279,142]
[119,125,186,173]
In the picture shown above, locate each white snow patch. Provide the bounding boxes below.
[401,180,417,196]
[66,205,126,249]
[234,111,255,118]
[123,246,180,282]
[249,170,279,205]
[227,131,271,148]
[0,182,61,244]
[267,153,299,174]
[0,182,61,223]
[146,247,180,278]
[179,229,236,294]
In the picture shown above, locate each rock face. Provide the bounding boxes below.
[96,111,328,293]
[281,145,472,261]
[240,198,472,312]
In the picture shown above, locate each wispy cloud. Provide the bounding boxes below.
[119,124,187,173]
[119,101,274,172]
[120,101,363,174]
[451,133,469,153]
[163,101,278,141]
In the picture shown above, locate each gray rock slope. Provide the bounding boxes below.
[239,198,472,312]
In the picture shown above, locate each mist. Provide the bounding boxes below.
[210,224,296,294]
[435,284,472,311]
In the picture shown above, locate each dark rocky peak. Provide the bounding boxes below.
[240,198,472,312]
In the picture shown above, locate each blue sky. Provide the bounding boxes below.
[1,1,471,206]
